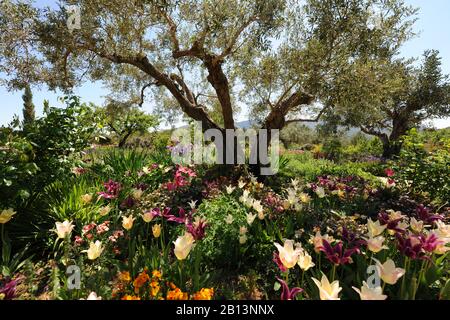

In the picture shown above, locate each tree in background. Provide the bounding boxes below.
[97,101,159,148]
[21,84,35,130]
[330,50,450,158]
[0,0,418,172]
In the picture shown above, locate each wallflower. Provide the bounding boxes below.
[373,258,405,285]
[352,281,387,300]
[192,288,214,300]
[297,250,315,271]
[364,235,388,253]
[54,220,74,239]
[141,211,153,223]
[150,280,160,297]
[274,240,303,269]
[121,295,141,300]
[0,208,16,224]
[82,240,104,260]
[122,215,135,231]
[133,270,150,293]
[152,224,161,238]
[173,232,195,260]
[224,214,234,224]
[152,270,162,280]
[366,218,386,237]
[80,194,93,204]
[246,213,257,225]
[118,271,131,282]
[167,287,188,300]
[96,221,110,235]
[311,274,342,300]
[99,205,111,216]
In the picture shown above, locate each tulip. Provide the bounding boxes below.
[82,240,104,260]
[152,224,161,238]
[299,193,311,204]
[226,185,235,194]
[366,218,386,237]
[80,193,93,204]
[132,189,143,200]
[141,211,153,223]
[310,231,334,253]
[274,240,303,269]
[55,220,75,239]
[239,234,247,244]
[188,200,197,210]
[314,186,326,198]
[352,281,387,300]
[276,277,303,300]
[0,208,16,224]
[311,273,342,300]
[224,214,234,224]
[238,181,246,189]
[364,235,388,253]
[410,217,423,233]
[297,250,315,271]
[99,205,111,216]
[81,292,102,300]
[173,232,195,260]
[373,258,405,285]
[246,212,257,225]
[122,214,135,230]
[239,226,248,235]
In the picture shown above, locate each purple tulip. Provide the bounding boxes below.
[276,277,303,300]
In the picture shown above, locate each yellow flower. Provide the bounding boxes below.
[133,270,150,293]
[366,218,386,238]
[274,239,302,269]
[299,193,311,204]
[297,250,315,271]
[173,232,195,260]
[0,208,16,224]
[99,205,111,216]
[352,281,387,300]
[82,240,104,260]
[150,280,160,297]
[152,270,162,280]
[192,288,214,300]
[141,211,153,223]
[54,220,75,239]
[152,224,161,238]
[312,273,342,300]
[363,235,388,253]
[122,214,135,230]
[373,258,405,285]
[80,193,93,204]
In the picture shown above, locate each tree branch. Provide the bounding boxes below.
[285,105,330,125]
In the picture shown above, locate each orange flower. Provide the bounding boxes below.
[192,288,214,300]
[121,295,141,300]
[133,271,150,293]
[152,270,162,280]
[167,287,188,300]
[118,271,131,282]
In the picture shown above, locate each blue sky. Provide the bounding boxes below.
[1,0,449,128]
